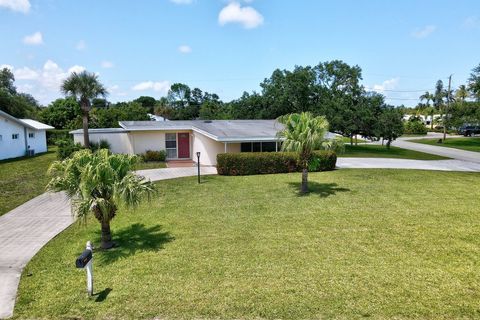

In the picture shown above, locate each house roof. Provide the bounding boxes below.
[0,109,53,130]
[70,128,127,134]
[118,120,285,142]
[71,120,338,143]
[19,119,54,130]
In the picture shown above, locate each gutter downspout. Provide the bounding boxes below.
[23,127,28,155]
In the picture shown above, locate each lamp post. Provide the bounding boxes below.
[196,151,201,184]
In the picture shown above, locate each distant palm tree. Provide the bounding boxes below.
[47,149,155,249]
[61,71,107,147]
[419,91,434,129]
[277,112,330,194]
[455,85,468,104]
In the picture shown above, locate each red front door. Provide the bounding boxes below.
[177,133,190,158]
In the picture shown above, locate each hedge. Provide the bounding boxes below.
[217,151,337,176]
[142,150,167,162]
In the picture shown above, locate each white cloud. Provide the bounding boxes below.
[76,40,86,51]
[463,16,480,29]
[370,78,400,93]
[218,2,264,29]
[14,66,38,80]
[178,45,192,54]
[3,60,86,104]
[411,25,436,39]
[101,60,114,68]
[132,81,170,94]
[0,0,30,13]
[23,31,43,45]
[169,0,193,4]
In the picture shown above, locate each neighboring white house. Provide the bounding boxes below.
[0,110,54,160]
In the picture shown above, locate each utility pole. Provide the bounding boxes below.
[444,74,452,141]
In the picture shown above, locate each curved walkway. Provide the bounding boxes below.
[0,166,217,319]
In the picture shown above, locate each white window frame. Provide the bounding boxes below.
[12,133,19,140]
[28,132,35,138]
[165,133,177,159]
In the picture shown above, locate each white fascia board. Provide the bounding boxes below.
[217,137,284,143]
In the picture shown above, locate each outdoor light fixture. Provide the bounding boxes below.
[196,152,201,184]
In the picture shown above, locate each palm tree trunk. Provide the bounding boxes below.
[100,221,114,249]
[430,110,434,130]
[82,110,90,148]
[301,168,308,194]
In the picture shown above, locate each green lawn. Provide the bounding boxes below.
[0,148,57,216]
[14,170,480,319]
[341,136,366,143]
[340,144,449,160]
[409,137,480,153]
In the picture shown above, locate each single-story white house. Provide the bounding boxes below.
[0,110,54,160]
[72,120,331,166]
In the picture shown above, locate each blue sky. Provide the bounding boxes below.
[1,0,479,106]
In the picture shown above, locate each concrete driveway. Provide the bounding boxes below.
[337,158,480,172]
[0,192,72,319]
[386,133,479,164]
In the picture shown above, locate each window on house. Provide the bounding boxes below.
[12,133,19,140]
[240,141,278,153]
[28,132,35,138]
[241,142,252,152]
[262,142,277,152]
[0,135,2,141]
[165,133,177,159]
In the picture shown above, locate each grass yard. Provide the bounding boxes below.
[409,137,480,153]
[14,169,480,319]
[340,144,449,160]
[0,148,57,216]
[341,136,366,143]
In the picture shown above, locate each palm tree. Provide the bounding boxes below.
[277,112,330,194]
[47,149,155,249]
[419,91,433,107]
[419,91,435,129]
[61,71,107,147]
[455,85,468,104]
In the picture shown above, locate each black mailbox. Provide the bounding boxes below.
[75,249,92,268]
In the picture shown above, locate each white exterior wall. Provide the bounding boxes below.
[73,132,133,154]
[129,131,166,155]
[26,129,48,154]
[192,131,241,166]
[0,114,27,160]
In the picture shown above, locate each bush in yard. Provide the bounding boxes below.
[142,150,167,162]
[56,139,83,159]
[217,151,336,176]
[404,119,428,135]
[90,139,111,152]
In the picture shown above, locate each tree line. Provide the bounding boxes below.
[2,60,480,144]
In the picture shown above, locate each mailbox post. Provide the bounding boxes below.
[76,241,93,296]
